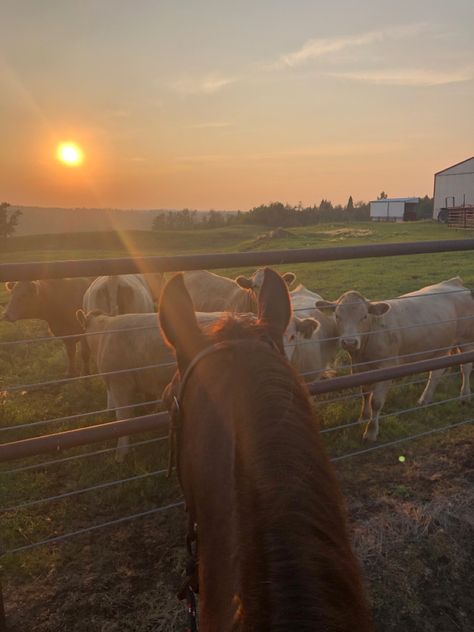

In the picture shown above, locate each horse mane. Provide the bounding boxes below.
[199,316,372,630]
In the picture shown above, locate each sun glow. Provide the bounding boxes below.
[57,142,84,167]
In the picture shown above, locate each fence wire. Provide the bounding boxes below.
[1,249,474,562]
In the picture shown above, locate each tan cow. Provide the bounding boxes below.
[83,274,155,315]
[77,309,225,461]
[3,278,91,376]
[317,277,474,441]
[285,285,338,380]
[182,269,296,313]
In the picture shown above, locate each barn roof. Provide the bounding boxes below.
[434,156,474,176]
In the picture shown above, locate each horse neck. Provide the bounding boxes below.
[219,352,371,631]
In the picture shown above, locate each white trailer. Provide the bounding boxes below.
[370,198,419,222]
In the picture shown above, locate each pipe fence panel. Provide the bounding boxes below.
[1,240,473,566]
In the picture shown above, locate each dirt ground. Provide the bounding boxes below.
[4,429,473,632]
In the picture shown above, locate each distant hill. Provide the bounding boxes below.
[12,206,236,235]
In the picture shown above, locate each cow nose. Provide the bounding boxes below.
[341,337,358,350]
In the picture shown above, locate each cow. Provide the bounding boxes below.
[182,269,296,313]
[3,278,91,376]
[285,284,338,379]
[83,274,155,316]
[236,271,337,378]
[76,309,225,461]
[316,277,474,441]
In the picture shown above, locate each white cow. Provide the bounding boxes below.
[317,277,474,441]
[236,271,337,379]
[83,274,155,315]
[285,285,338,379]
[76,309,224,461]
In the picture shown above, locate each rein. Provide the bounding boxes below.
[167,335,281,631]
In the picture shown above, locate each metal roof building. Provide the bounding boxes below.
[433,157,474,221]
[370,197,419,222]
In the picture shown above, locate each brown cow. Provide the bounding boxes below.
[3,278,91,376]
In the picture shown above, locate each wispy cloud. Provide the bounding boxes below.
[172,73,238,95]
[273,23,429,69]
[328,67,473,86]
[187,121,233,129]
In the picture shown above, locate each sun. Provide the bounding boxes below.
[56,142,84,167]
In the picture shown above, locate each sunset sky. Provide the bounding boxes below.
[1,0,473,210]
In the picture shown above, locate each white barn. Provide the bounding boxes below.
[370,197,419,222]
[433,157,474,221]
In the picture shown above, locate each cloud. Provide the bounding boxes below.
[172,73,238,95]
[273,23,430,69]
[328,68,473,86]
[188,121,233,129]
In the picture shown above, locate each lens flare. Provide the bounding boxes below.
[57,142,84,167]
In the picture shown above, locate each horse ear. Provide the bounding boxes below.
[159,273,206,368]
[257,268,292,346]
[5,282,15,292]
[235,275,253,289]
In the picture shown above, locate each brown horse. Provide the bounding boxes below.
[160,268,373,632]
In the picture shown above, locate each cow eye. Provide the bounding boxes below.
[289,334,295,341]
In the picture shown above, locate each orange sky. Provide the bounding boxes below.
[1,1,473,210]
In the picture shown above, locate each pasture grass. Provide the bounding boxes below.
[1,219,473,630]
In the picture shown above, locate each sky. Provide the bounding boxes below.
[1,0,473,210]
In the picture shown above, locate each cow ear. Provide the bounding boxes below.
[296,317,319,339]
[282,272,296,287]
[236,275,253,290]
[159,273,206,370]
[257,268,292,348]
[368,301,390,316]
[76,309,87,330]
[315,299,336,313]
[5,282,15,292]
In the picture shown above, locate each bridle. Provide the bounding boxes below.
[167,335,282,631]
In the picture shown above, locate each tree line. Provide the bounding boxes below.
[152,195,434,231]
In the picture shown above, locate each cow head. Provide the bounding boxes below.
[316,291,390,352]
[283,316,319,362]
[3,281,41,322]
[236,269,296,293]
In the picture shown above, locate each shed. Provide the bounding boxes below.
[433,157,474,221]
[370,198,419,222]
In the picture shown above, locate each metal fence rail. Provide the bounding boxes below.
[2,238,474,281]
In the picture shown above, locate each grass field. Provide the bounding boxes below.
[1,220,473,631]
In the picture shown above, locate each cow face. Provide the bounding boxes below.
[3,281,40,322]
[317,292,390,353]
[236,269,296,293]
[283,316,319,362]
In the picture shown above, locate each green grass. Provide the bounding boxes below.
[1,219,473,630]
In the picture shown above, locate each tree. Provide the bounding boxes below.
[377,191,388,200]
[346,196,354,211]
[0,202,21,238]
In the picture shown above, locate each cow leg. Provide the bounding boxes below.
[460,362,472,403]
[359,387,372,422]
[111,381,135,463]
[80,338,90,375]
[64,340,77,377]
[363,380,391,442]
[418,368,446,406]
